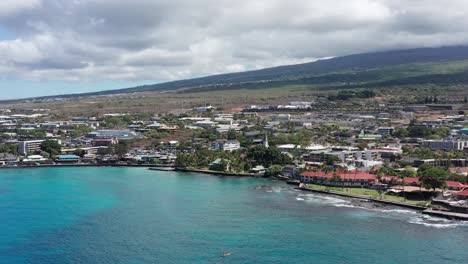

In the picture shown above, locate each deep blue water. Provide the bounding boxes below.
[0,167,467,264]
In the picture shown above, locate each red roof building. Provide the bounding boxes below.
[445,181,466,190]
[403,177,421,186]
[299,170,378,187]
[300,170,377,181]
[455,188,468,198]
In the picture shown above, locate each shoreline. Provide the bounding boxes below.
[297,186,428,211]
[0,163,174,169]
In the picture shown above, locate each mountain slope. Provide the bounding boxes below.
[6,46,468,102]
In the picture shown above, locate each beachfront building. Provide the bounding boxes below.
[299,171,378,188]
[18,139,62,156]
[209,158,230,171]
[0,153,18,166]
[55,155,80,163]
[22,155,49,164]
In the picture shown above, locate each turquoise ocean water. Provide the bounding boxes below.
[0,167,467,263]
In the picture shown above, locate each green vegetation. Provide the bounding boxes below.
[327,90,376,101]
[264,165,283,177]
[39,140,62,156]
[175,146,290,173]
[69,126,95,138]
[0,144,18,155]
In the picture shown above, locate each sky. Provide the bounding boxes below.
[1,0,468,99]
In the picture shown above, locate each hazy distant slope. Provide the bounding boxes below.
[5,46,468,102]
[94,46,468,94]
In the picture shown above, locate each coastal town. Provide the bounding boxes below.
[1,98,468,219]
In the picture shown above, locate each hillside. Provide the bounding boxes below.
[3,46,468,103]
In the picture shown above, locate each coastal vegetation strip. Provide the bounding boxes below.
[303,184,430,208]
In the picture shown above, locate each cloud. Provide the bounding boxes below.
[0,0,40,17]
[0,0,468,85]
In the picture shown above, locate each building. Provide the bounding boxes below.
[281,165,297,178]
[22,155,48,163]
[358,133,382,141]
[89,130,138,140]
[209,158,230,171]
[377,127,394,136]
[194,105,216,112]
[299,171,378,187]
[422,140,468,151]
[449,167,468,176]
[55,155,80,163]
[194,120,217,128]
[18,140,62,156]
[0,153,18,166]
[211,140,241,151]
[93,138,118,147]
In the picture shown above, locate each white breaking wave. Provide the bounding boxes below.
[407,216,468,228]
[293,192,468,229]
[295,193,361,209]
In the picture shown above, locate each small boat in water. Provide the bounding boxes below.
[222,252,231,257]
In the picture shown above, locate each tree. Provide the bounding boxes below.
[399,166,416,177]
[227,129,237,140]
[324,154,340,166]
[0,144,19,155]
[247,145,290,167]
[113,142,129,158]
[40,140,61,156]
[265,165,283,177]
[393,128,409,138]
[418,167,448,191]
[73,148,86,158]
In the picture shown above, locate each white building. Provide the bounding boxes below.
[18,139,62,155]
[422,140,468,151]
[194,105,216,112]
[211,140,241,152]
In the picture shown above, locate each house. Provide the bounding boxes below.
[0,153,18,166]
[250,165,265,174]
[455,188,468,200]
[194,105,216,112]
[211,140,240,152]
[281,165,297,178]
[209,158,230,171]
[448,167,468,176]
[157,124,180,131]
[445,181,466,191]
[194,120,217,128]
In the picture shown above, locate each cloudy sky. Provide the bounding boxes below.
[0,0,467,99]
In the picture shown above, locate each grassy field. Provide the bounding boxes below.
[306,184,430,206]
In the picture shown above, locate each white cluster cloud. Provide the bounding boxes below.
[1,0,468,84]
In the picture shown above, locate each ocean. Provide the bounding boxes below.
[0,167,467,264]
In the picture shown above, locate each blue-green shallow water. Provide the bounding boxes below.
[0,167,467,264]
